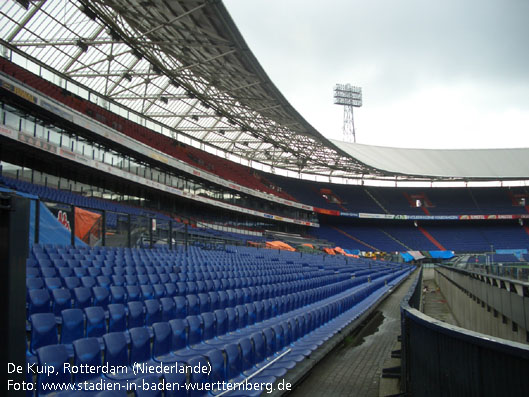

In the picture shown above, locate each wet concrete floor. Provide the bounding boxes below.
[288,274,418,397]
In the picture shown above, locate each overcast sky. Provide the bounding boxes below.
[223,0,529,150]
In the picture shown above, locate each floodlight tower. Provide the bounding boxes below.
[334,84,362,142]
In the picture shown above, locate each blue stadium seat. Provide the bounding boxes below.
[160,297,176,322]
[186,315,203,349]
[217,291,228,309]
[126,285,141,301]
[102,332,136,385]
[51,288,72,317]
[110,285,126,304]
[73,287,92,309]
[212,309,228,340]
[144,299,162,328]
[44,276,62,290]
[245,303,257,325]
[127,301,145,328]
[129,327,157,372]
[72,337,106,385]
[88,267,101,277]
[168,318,189,356]
[60,308,84,356]
[225,290,236,307]
[204,280,214,293]
[92,286,110,308]
[36,344,70,396]
[41,267,57,278]
[152,322,178,365]
[81,276,97,289]
[197,293,210,313]
[207,291,220,312]
[200,312,216,343]
[203,348,226,387]
[101,267,113,277]
[28,288,51,315]
[57,267,73,279]
[73,267,87,277]
[97,275,112,289]
[225,307,237,333]
[29,313,58,355]
[195,280,206,294]
[140,284,154,300]
[148,274,160,284]
[176,282,187,296]
[235,305,248,330]
[107,303,127,333]
[253,301,264,323]
[112,275,125,286]
[113,267,125,277]
[125,267,136,277]
[173,296,186,319]
[164,282,177,297]
[186,294,200,316]
[26,267,40,279]
[153,284,166,299]
[84,306,107,340]
[63,276,81,290]
[186,356,210,397]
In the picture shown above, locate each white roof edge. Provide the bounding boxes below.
[331,140,529,179]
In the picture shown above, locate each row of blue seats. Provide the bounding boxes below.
[26,270,398,360]
[33,244,182,259]
[31,269,411,396]
[27,268,343,291]
[27,272,364,321]
[29,250,330,271]
[28,252,326,272]
[29,256,172,269]
[29,288,332,359]
[2,175,169,222]
[27,260,315,281]
[30,243,361,266]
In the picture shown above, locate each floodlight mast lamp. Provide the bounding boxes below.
[334,84,362,143]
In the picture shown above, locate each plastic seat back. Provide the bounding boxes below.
[72,337,102,383]
[51,288,72,316]
[127,301,145,328]
[36,345,70,395]
[30,312,58,354]
[108,303,127,333]
[145,299,162,326]
[60,308,84,345]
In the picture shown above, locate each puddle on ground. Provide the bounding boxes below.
[339,310,385,351]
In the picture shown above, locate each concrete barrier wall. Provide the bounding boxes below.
[435,266,528,344]
[401,268,529,396]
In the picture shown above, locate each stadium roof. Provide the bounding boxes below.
[332,141,529,180]
[0,0,527,183]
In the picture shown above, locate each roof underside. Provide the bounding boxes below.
[0,0,526,182]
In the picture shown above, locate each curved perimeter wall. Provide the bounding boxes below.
[400,269,529,396]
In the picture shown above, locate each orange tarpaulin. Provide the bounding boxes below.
[266,241,296,251]
[75,207,102,244]
[301,243,314,249]
[323,247,336,255]
[334,247,355,257]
